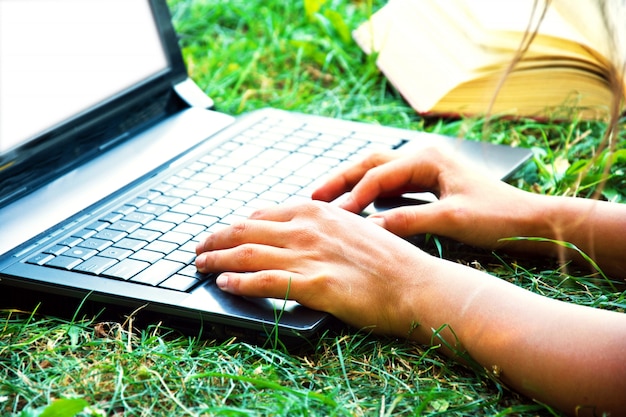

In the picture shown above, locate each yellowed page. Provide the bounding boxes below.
[352,0,615,118]
[436,67,612,120]
[353,0,516,111]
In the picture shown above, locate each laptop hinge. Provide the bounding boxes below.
[173,78,214,109]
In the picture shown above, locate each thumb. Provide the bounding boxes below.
[367,202,453,238]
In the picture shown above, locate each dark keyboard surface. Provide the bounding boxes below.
[25,115,405,292]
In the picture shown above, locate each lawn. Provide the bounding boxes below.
[1,0,625,416]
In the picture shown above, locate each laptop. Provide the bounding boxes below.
[0,0,532,344]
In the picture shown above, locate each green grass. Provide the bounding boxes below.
[1,0,625,416]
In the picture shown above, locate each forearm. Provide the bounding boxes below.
[501,194,626,277]
[404,258,626,415]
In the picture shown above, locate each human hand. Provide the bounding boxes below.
[312,147,539,250]
[195,201,436,336]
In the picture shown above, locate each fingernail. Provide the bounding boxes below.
[215,274,228,290]
[195,242,204,255]
[195,254,205,271]
[337,194,354,210]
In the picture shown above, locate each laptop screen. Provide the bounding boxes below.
[0,0,168,153]
[0,0,187,208]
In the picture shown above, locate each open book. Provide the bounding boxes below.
[353,0,626,120]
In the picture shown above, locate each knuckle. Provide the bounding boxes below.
[228,221,249,240]
[255,272,277,291]
[366,151,395,166]
[234,244,257,269]
[248,207,267,219]
[421,145,444,158]
[299,200,326,218]
[293,226,320,247]
[196,233,214,252]
[361,168,380,183]
[442,201,468,226]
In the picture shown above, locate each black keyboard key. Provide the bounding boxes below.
[177,168,195,179]
[190,171,220,184]
[164,175,184,186]
[114,238,147,251]
[46,256,82,270]
[139,190,162,200]
[64,247,98,260]
[100,212,124,224]
[176,180,206,192]
[78,238,113,251]
[196,187,228,200]
[130,249,164,263]
[172,222,205,237]
[122,211,155,224]
[26,253,54,266]
[130,259,184,286]
[108,220,142,234]
[227,190,257,202]
[142,219,175,233]
[127,197,149,208]
[159,231,192,246]
[94,229,127,243]
[71,229,96,240]
[44,244,69,256]
[150,182,173,194]
[183,195,215,208]
[128,229,161,242]
[85,221,109,232]
[143,240,178,255]
[137,203,168,216]
[103,258,150,280]
[177,264,213,280]
[186,214,220,227]
[156,212,189,225]
[57,237,82,248]
[165,187,195,199]
[99,247,133,260]
[165,250,196,264]
[73,256,117,275]
[170,203,202,216]
[213,197,244,211]
[178,241,197,252]
[159,275,198,292]
[151,195,182,207]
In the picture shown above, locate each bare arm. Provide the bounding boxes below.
[195,201,626,415]
[195,147,626,414]
[312,147,626,277]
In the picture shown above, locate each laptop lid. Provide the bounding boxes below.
[0,0,188,208]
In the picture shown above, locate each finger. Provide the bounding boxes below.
[196,243,293,273]
[215,270,307,301]
[197,221,267,254]
[367,201,455,238]
[311,152,398,203]
[196,201,339,255]
[339,155,443,214]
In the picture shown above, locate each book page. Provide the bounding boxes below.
[352,0,617,118]
[442,0,604,64]
[353,0,515,111]
[551,0,616,60]
[553,0,625,97]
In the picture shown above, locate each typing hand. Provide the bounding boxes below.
[195,201,434,336]
[312,147,538,250]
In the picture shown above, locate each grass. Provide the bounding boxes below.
[1,0,625,416]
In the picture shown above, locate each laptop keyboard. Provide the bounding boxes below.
[24,115,406,292]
